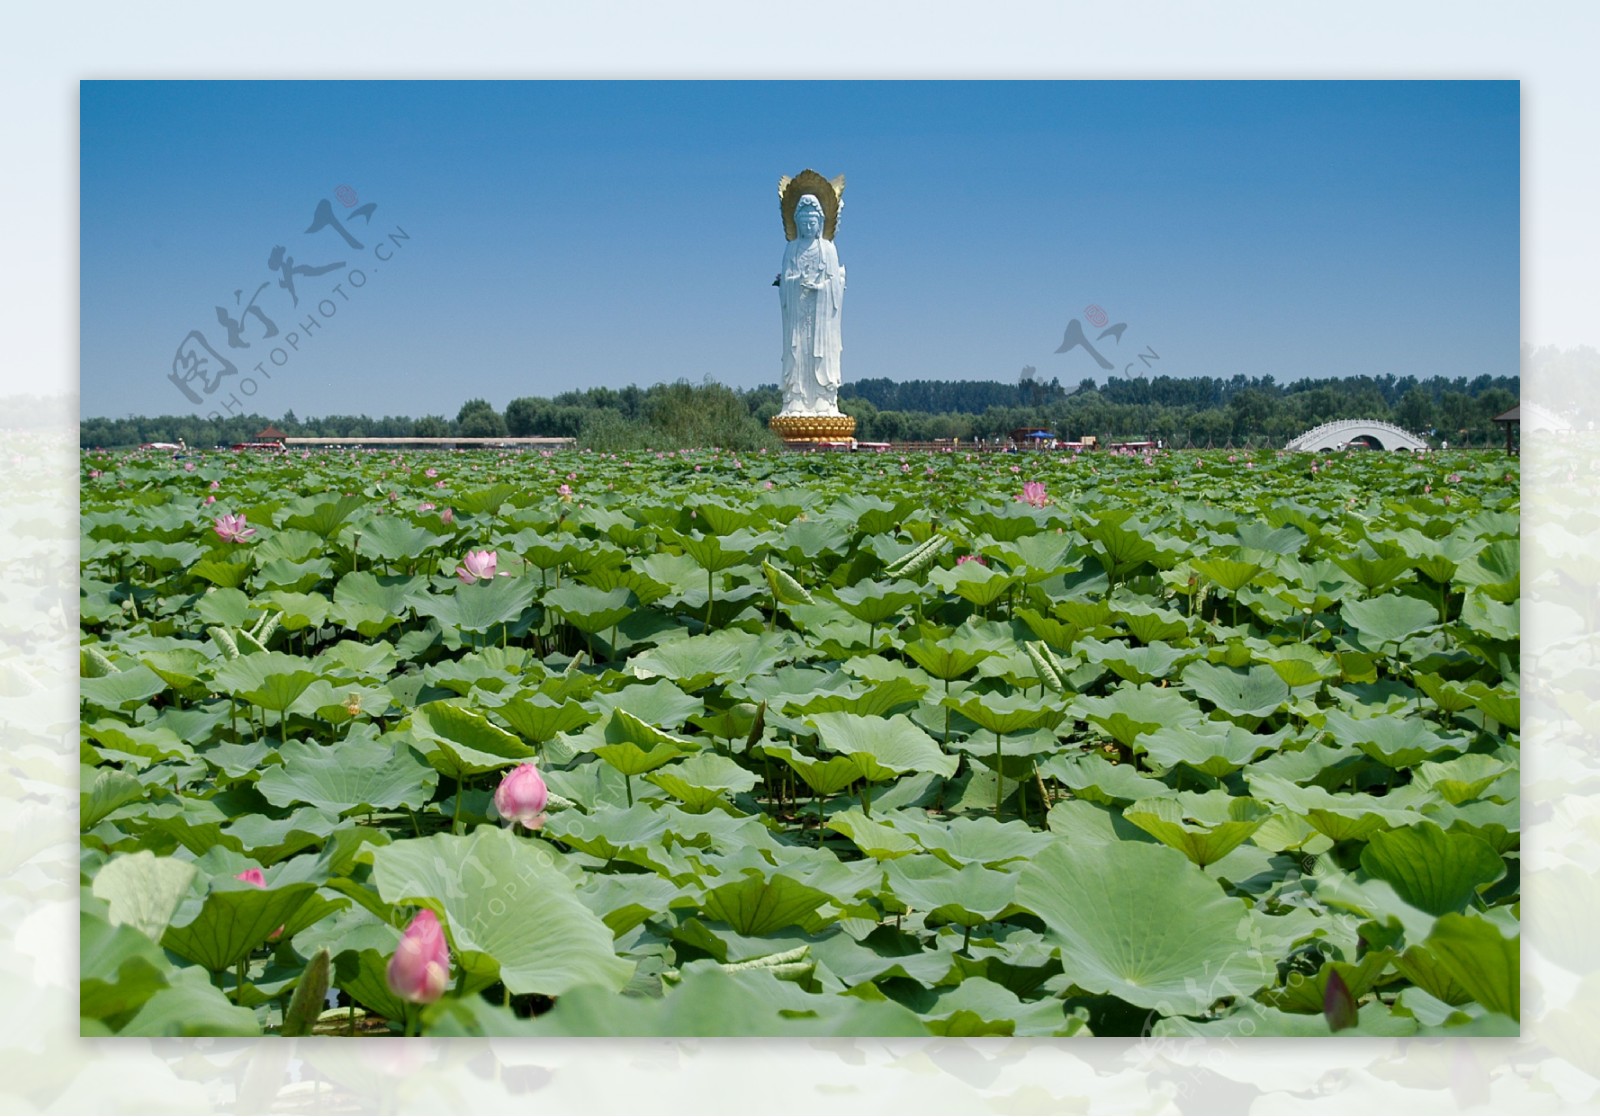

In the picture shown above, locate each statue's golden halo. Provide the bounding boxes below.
[779,169,845,241]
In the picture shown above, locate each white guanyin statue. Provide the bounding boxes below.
[776,171,847,418]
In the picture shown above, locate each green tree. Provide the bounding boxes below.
[456,398,507,438]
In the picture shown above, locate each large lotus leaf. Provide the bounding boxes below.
[1151,998,1415,1038]
[81,766,146,828]
[645,752,759,813]
[700,870,833,935]
[910,975,1084,1037]
[1358,821,1505,916]
[257,736,437,814]
[760,742,864,798]
[675,529,760,573]
[223,808,344,867]
[91,851,199,943]
[1455,539,1519,598]
[118,963,263,1037]
[1179,661,1290,721]
[1246,772,1421,842]
[81,905,174,1022]
[1113,602,1190,645]
[1080,517,1159,581]
[1123,796,1273,868]
[1463,681,1519,730]
[1016,839,1273,1014]
[1423,913,1519,1021]
[162,878,318,973]
[1391,944,1474,1006]
[190,556,253,589]
[493,693,595,744]
[1138,722,1287,778]
[1333,548,1415,595]
[828,579,922,626]
[826,808,921,860]
[540,805,675,869]
[407,700,535,778]
[1039,754,1169,806]
[1341,592,1437,648]
[886,857,1021,928]
[1073,683,1204,747]
[212,652,320,713]
[893,813,1056,869]
[928,561,1017,608]
[356,518,447,563]
[370,827,632,996]
[944,690,1061,737]
[137,648,212,695]
[1191,555,1266,594]
[902,633,998,678]
[591,680,702,729]
[84,720,195,765]
[425,574,539,635]
[1256,644,1341,688]
[80,665,168,711]
[1319,708,1468,768]
[333,570,420,619]
[791,676,929,719]
[985,533,1080,581]
[1078,637,1191,685]
[591,709,692,775]
[544,584,635,635]
[432,960,928,1037]
[807,711,957,781]
[1413,754,1513,806]
[258,591,330,632]
[282,492,366,538]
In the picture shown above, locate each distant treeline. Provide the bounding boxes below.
[83,372,1524,451]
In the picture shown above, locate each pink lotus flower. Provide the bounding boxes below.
[558,484,572,499]
[1016,481,1049,508]
[1447,472,1462,484]
[456,549,500,583]
[494,762,550,830]
[184,462,196,472]
[213,512,256,544]
[386,910,451,1005]
[418,502,436,512]
[425,468,438,478]
[209,480,221,490]
[957,554,988,566]
[441,508,455,525]
[204,495,216,506]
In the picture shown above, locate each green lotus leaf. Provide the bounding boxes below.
[81,766,146,828]
[407,700,535,778]
[1192,555,1266,594]
[1123,796,1273,867]
[893,813,1055,869]
[423,574,539,635]
[805,711,957,782]
[91,851,199,943]
[591,680,702,729]
[162,877,318,973]
[257,737,437,814]
[544,584,635,635]
[1073,683,1204,747]
[493,692,595,744]
[370,826,632,996]
[1138,722,1288,778]
[1319,708,1468,768]
[1423,912,1519,1021]
[1333,547,1415,595]
[1341,592,1437,648]
[1412,754,1513,805]
[760,741,863,798]
[828,579,922,626]
[1359,820,1505,916]
[1180,661,1290,720]
[80,665,168,711]
[700,870,833,935]
[84,720,195,765]
[645,752,760,813]
[1016,839,1274,1014]
[212,651,320,714]
[944,690,1060,737]
[825,808,921,860]
[258,590,330,632]
[928,561,1017,608]
[356,518,447,563]
[1039,754,1169,806]
[1079,637,1191,684]
[886,857,1021,928]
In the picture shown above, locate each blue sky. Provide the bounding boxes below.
[79,80,1519,420]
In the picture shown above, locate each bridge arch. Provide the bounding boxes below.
[1284,419,1430,452]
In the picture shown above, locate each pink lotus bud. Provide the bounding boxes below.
[386,910,451,1004]
[209,480,221,490]
[441,508,455,524]
[1015,481,1049,508]
[493,762,550,830]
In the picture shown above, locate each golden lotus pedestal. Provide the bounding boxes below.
[768,413,856,444]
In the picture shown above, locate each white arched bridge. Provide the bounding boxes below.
[1284,419,1430,452]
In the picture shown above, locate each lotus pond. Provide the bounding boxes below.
[79,445,1520,1037]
